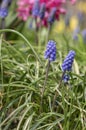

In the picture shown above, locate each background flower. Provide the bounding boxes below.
[16,0,75,27]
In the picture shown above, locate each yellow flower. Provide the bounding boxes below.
[69,16,78,31]
[83,3,86,13]
[53,20,65,33]
[78,2,86,13]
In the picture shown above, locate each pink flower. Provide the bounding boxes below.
[46,0,65,8]
[59,8,66,14]
[17,0,34,21]
[29,0,35,4]
[17,7,30,21]
[17,0,29,6]
[16,0,76,26]
[40,0,48,3]
[70,0,76,5]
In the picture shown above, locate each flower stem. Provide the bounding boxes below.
[0,18,5,29]
[52,71,66,110]
[38,19,42,52]
[34,18,39,45]
[41,60,50,111]
[0,18,6,39]
[46,23,51,43]
[43,60,50,94]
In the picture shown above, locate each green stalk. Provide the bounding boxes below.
[0,18,6,39]
[52,71,66,110]
[34,18,39,45]
[41,60,50,111]
[46,23,51,43]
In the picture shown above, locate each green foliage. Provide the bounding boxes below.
[0,28,86,130]
[0,1,86,127]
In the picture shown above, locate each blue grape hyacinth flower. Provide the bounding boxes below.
[81,29,86,44]
[72,27,80,40]
[44,40,56,62]
[0,0,11,18]
[0,8,8,18]
[63,74,70,83]
[62,50,75,71]
[48,7,57,24]
[39,3,45,20]
[32,0,40,17]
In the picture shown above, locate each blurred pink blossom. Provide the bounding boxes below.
[17,0,76,26]
[17,0,35,21]
[70,0,76,5]
[17,7,30,21]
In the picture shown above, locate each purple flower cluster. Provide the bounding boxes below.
[48,7,57,24]
[44,41,76,83]
[81,29,86,44]
[39,3,46,20]
[63,74,70,83]
[0,8,8,18]
[62,50,75,83]
[62,50,75,71]
[44,40,56,62]
[0,0,12,18]
[72,27,80,40]
[32,0,40,17]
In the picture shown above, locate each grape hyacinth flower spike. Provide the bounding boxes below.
[41,40,56,110]
[0,0,8,18]
[47,8,57,41]
[81,29,86,44]
[44,40,56,62]
[62,50,75,72]
[53,50,75,109]
[48,7,57,25]
[61,50,75,83]
[0,0,12,36]
[0,0,12,18]
[32,0,40,44]
[43,40,56,88]
[72,27,80,41]
[32,0,40,17]
[0,0,8,29]
[39,3,46,20]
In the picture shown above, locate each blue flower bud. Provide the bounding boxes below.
[77,11,83,24]
[65,13,70,26]
[48,7,57,24]
[39,3,45,19]
[81,29,86,44]
[62,50,75,71]
[32,0,40,17]
[0,0,12,18]
[0,8,8,18]
[1,0,9,8]
[72,27,80,40]
[63,74,70,83]
[44,40,56,62]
